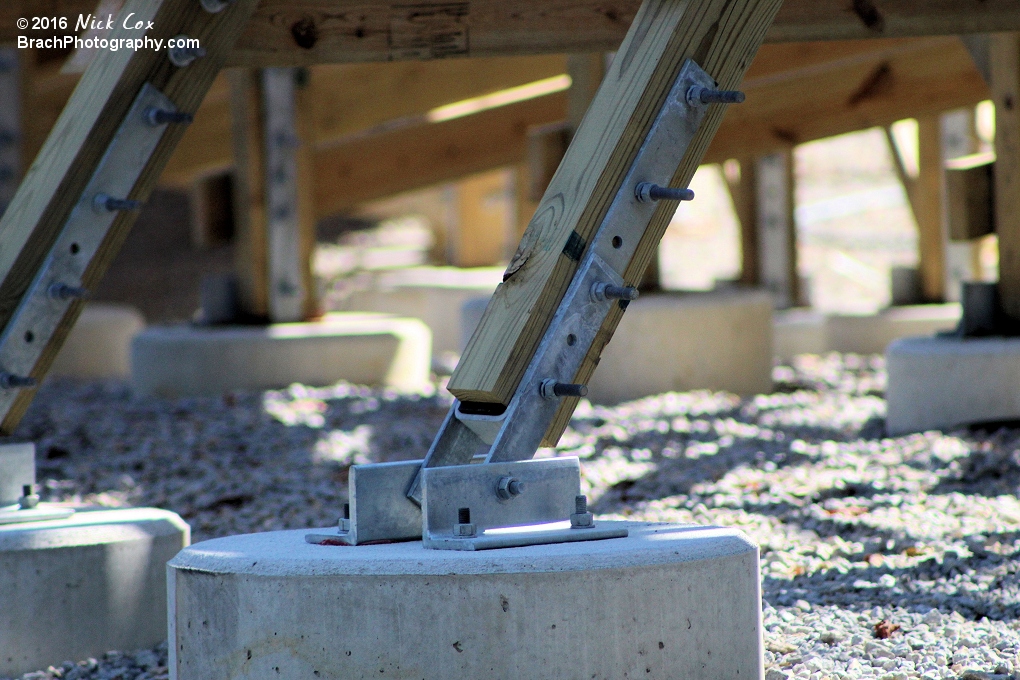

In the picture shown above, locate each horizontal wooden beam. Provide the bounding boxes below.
[312,90,567,218]
[5,1,1020,64]
[704,36,989,163]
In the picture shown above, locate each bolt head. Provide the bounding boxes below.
[570,512,595,528]
[454,523,477,537]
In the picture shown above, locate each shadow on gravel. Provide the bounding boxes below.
[928,435,1020,498]
[764,547,1020,621]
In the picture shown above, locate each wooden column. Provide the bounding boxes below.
[885,115,946,302]
[991,34,1020,320]
[230,67,317,322]
[725,157,759,287]
[756,149,798,307]
[0,48,20,215]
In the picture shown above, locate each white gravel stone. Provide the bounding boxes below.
[3,352,1020,679]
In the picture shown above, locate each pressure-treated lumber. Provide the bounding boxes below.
[901,115,946,302]
[0,0,261,434]
[222,0,1020,66]
[448,0,785,407]
[313,90,566,218]
[991,34,1020,321]
[5,1,1020,64]
[702,37,987,163]
[726,158,760,286]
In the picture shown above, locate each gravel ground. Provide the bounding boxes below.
[5,352,1020,680]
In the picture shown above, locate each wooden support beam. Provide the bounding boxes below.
[703,37,988,164]
[991,34,1020,320]
[6,1,1020,64]
[756,150,798,307]
[0,48,21,214]
[450,169,513,267]
[0,0,261,433]
[725,158,760,287]
[221,0,1020,67]
[313,90,567,218]
[229,67,317,322]
[887,114,946,302]
[448,0,785,409]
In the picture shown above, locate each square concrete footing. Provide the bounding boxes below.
[131,312,432,398]
[168,522,762,680]
[463,290,774,404]
[0,508,189,677]
[49,303,146,379]
[886,335,1020,434]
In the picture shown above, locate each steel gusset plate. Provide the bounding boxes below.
[0,84,177,417]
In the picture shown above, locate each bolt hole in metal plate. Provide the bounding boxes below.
[0,83,176,416]
[421,457,627,551]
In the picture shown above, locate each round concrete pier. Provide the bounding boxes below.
[169,522,762,680]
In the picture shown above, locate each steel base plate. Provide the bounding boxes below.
[424,520,628,551]
[0,503,75,525]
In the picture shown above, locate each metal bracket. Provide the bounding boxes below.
[0,442,73,525]
[410,59,718,492]
[421,457,626,550]
[313,59,723,549]
[306,459,422,546]
[0,84,177,413]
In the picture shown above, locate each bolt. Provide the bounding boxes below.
[454,507,476,537]
[200,0,235,12]
[496,476,525,500]
[48,283,90,301]
[338,502,351,532]
[685,85,745,106]
[144,107,194,126]
[0,372,36,389]
[635,182,695,204]
[168,36,207,67]
[590,282,639,303]
[570,494,595,529]
[93,193,143,213]
[539,379,588,399]
[18,484,39,510]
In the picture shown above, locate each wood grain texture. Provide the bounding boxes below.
[220,0,1020,66]
[312,90,566,217]
[448,0,786,406]
[991,34,1020,321]
[703,37,988,163]
[0,0,261,433]
[5,1,1020,57]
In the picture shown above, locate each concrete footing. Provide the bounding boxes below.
[168,523,762,680]
[49,303,145,379]
[886,335,1020,434]
[463,289,774,404]
[131,313,432,398]
[774,304,960,361]
[333,267,501,358]
[1,508,189,677]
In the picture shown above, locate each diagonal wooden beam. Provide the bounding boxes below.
[0,0,261,433]
[447,0,785,409]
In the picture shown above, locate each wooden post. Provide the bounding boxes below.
[230,67,317,322]
[451,169,513,267]
[885,115,946,302]
[725,157,760,287]
[449,0,785,409]
[991,34,1020,320]
[756,150,798,307]
[0,48,21,216]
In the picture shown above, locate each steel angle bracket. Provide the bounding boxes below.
[0,84,178,417]
[409,58,719,499]
[422,457,627,551]
[306,459,423,546]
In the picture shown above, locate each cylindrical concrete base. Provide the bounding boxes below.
[1,508,189,677]
[168,522,762,680]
